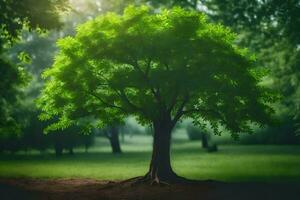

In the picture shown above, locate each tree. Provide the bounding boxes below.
[204,0,300,45]
[204,0,300,133]
[0,0,68,134]
[38,6,273,183]
[0,57,27,135]
[0,0,67,43]
[50,128,94,156]
[186,124,208,147]
[103,126,122,154]
[6,0,127,155]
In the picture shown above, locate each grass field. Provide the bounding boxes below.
[0,134,300,182]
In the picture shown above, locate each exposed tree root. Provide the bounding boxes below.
[121,172,201,187]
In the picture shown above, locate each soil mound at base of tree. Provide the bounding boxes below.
[0,178,299,200]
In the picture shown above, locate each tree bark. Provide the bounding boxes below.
[143,117,178,183]
[108,126,122,154]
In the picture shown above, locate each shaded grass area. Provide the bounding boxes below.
[0,134,300,182]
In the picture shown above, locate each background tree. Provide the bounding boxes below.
[0,0,68,136]
[186,124,208,148]
[2,0,131,155]
[0,57,27,136]
[204,0,300,44]
[50,127,94,156]
[95,126,123,154]
[38,6,273,183]
[0,0,67,43]
[204,0,300,134]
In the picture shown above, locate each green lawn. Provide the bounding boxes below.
[0,134,300,182]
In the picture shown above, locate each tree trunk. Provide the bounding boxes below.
[85,144,88,153]
[108,126,122,154]
[201,133,208,149]
[69,147,74,155]
[55,143,63,157]
[143,118,178,183]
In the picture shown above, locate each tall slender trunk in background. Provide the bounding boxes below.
[108,126,122,154]
[85,144,89,153]
[201,133,208,149]
[68,147,74,155]
[54,142,63,157]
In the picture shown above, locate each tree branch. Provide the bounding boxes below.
[86,66,148,116]
[167,88,179,113]
[171,94,189,128]
[86,90,126,112]
[128,59,166,111]
[118,89,144,113]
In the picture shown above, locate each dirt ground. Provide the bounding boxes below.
[0,178,299,200]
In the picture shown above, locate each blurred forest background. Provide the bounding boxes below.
[1,0,300,157]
